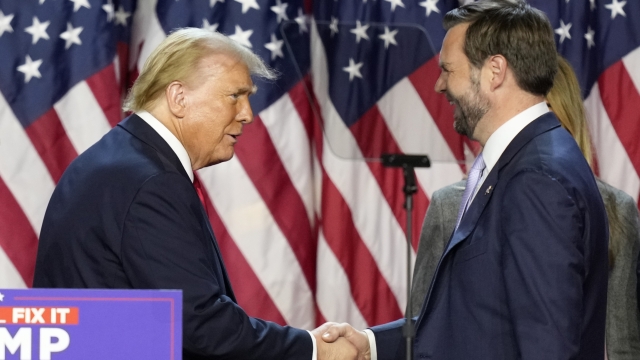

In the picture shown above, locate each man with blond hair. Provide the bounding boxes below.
[34,28,356,360]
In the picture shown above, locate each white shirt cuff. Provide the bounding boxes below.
[363,329,378,360]
[307,330,317,360]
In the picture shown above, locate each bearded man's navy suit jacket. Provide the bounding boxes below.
[372,113,609,359]
[33,114,312,359]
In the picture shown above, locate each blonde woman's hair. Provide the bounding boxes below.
[123,28,276,112]
[546,55,593,167]
[547,55,624,269]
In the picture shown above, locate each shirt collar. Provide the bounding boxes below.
[136,111,194,182]
[482,101,549,175]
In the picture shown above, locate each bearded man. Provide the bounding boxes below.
[320,1,609,359]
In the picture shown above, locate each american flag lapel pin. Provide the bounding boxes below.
[485,185,493,195]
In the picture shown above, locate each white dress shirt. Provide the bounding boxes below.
[471,101,549,202]
[136,111,319,359]
[137,111,194,182]
[364,101,550,360]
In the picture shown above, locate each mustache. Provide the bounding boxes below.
[445,91,457,104]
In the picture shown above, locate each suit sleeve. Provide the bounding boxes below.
[500,171,589,359]
[369,318,407,360]
[606,194,640,359]
[120,172,311,360]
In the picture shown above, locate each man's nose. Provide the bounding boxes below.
[238,100,254,124]
[434,74,446,94]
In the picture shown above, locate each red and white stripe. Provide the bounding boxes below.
[585,48,640,203]
[0,55,122,287]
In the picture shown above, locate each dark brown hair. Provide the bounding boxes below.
[443,0,558,96]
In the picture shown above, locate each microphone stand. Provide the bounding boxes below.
[381,154,431,360]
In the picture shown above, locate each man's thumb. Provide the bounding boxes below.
[322,325,344,343]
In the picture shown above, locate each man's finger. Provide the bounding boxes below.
[322,323,350,343]
[311,322,336,337]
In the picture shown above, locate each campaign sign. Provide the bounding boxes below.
[0,289,181,360]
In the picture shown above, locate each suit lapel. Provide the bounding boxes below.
[119,114,237,300]
[202,216,237,301]
[443,173,497,255]
[417,113,563,329]
[444,112,561,256]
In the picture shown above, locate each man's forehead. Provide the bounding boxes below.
[440,24,468,63]
[222,70,255,93]
[443,24,467,49]
[195,52,245,76]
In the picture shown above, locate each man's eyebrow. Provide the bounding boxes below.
[235,85,257,95]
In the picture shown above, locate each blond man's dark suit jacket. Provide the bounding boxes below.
[410,180,640,359]
[33,114,312,359]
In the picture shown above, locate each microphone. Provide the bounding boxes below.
[381,154,431,168]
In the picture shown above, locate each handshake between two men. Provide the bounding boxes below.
[32,1,612,359]
[313,322,371,360]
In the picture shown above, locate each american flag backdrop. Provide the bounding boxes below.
[0,0,638,333]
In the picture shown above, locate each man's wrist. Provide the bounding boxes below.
[363,329,377,360]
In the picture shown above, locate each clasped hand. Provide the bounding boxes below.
[312,322,371,360]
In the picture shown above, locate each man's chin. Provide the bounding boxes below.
[453,119,471,137]
[204,152,235,168]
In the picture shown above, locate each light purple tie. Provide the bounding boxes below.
[455,153,486,229]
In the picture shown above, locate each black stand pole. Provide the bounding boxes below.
[401,165,417,360]
[381,154,430,360]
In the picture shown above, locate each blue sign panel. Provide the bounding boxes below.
[0,289,182,360]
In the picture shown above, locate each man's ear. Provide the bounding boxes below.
[487,54,508,91]
[166,81,186,118]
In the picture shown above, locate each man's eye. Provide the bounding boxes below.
[231,94,239,99]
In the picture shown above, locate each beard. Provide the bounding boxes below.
[449,72,490,139]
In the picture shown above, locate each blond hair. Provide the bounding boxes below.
[123,28,276,112]
[547,55,624,268]
[546,55,593,167]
